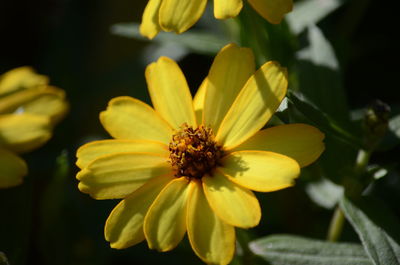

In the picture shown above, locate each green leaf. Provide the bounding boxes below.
[389,115,400,138]
[110,23,227,56]
[297,24,338,70]
[287,90,361,148]
[287,90,359,184]
[237,5,296,67]
[290,24,360,184]
[295,25,349,124]
[287,0,344,34]
[306,177,344,209]
[341,196,400,265]
[249,234,372,265]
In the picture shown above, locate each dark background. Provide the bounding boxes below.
[0,0,399,264]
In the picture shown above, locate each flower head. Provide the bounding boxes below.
[76,43,324,264]
[140,0,293,39]
[0,67,68,188]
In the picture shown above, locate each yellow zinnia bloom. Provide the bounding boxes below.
[0,67,68,188]
[76,43,324,264]
[140,0,293,39]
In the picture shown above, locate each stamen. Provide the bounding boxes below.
[169,123,223,179]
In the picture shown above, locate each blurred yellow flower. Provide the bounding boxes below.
[76,43,324,264]
[140,0,293,39]
[0,67,68,188]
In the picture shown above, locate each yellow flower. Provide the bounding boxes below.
[0,67,68,188]
[140,0,293,39]
[76,43,324,264]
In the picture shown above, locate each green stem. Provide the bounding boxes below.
[354,149,371,177]
[236,229,254,265]
[327,148,372,241]
[327,206,345,242]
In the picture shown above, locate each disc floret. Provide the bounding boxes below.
[169,123,223,179]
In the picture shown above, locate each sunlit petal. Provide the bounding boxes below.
[214,0,243,19]
[216,61,288,149]
[77,152,171,199]
[219,151,300,192]
[203,43,255,132]
[144,177,190,251]
[233,124,325,167]
[140,0,162,39]
[187,180,235,265]
[203,171,261,228]
[159,0,207,34]
[100,96,172,144]
[76,139,168,169]
[248,0,293,24]
[193,79,207,125]
[146,56,196,129]
[105,174,174,249]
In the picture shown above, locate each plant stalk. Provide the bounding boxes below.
[327,206,345,242]
[327,148,372,241]
[236,229,254,265]
[354,149,371,177]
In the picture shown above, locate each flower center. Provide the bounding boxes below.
[169,123,223,179]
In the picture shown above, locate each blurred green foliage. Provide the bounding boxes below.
[1,0,399,264]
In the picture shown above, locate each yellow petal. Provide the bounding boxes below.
[248,0,293,24]
[76,139,168,169]
[0,114,52,153]
[159,0,207,34]
[187,180,235,265]
[0,86,67,124]
[219,151,300,192]
[77,152,171,199]
[0,66,48,96]
[193,79,207,125]
[203,43,255,132]
[214,0,243,19]
[0,86,52,113]
[0,148,27,188]
[203,171,261,228]
[140,0,162,39]
[216,61,288,149]
[145,57,196,129]
[21,86,68,124]
[144,177,190,251]
[233,124,325,167]
[99,96,172,144]
[105,174,174,249]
